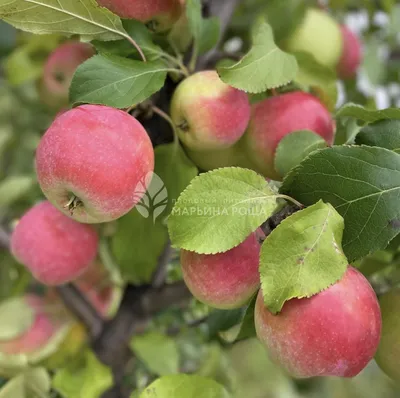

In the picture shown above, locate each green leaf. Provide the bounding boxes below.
[281,146,400,261]
[235,295,257,341]
[260,201,348,313]
[0,176,34,208]
[356,119,400,153]
[335,103,400,123]
[139,375,230,398]
[186,0,202,41]
[198,17,220,55]
[274,130,327,179]
[70,54,168,108]
[52,351,112,398]
[206,308,244,340]
[94,19,164,60]
[154,144,198,215]
[0,297,35,341]
[0,376,24,398]
[131,332,179,376]
[293,51,338,111]
[217,22,298,93]
[112,209,168,284]
[168,167,279,254]
[0,0,128,42]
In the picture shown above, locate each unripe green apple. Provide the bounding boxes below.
[170,70,251,151]
[375,289,400,381]
[284,8,343,69]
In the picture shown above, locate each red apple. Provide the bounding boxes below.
[255,267,381,378]
[171,70,251,152]
[180,231,261,309]
[35,105,154,223]
[41,42,94,108]
[96,0,182,32]
[337,25,363,80]
[244,91,335,180]
[11,201,99,285]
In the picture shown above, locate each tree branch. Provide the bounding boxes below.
[260,204,302,238]
[0,225,11,249]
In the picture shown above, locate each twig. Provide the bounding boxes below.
[152,240,173,288]
[56,284,104,339]
[260,204,302,238]
[0,226,10,249]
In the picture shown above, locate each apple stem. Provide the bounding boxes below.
[64,195,83,215]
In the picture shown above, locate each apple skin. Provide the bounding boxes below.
[0,295,61,355]
[35,105,154,223]
[171,70,251,151]
[375,289,400,381]
[180,231,261,310]
[337,25,363,80]
[41,42,94,108]
[96,0,182,32]
[255,266,381,378]
[284,8,343,69]
[244,91,335,180]
[11,201,99,285]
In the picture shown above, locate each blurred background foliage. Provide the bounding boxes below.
[1,0,400,397]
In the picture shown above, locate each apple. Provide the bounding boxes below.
[255,266,381,378]
[35,104,154,223]
[180,231,261,309]
[170,70,251,151]
[284,8,343,69]
[40,42,94,108]
[244,91,335,180]
[375,289,400,381]
[96,0,183,32]
[11,201,99,285]
[337,25,363,80]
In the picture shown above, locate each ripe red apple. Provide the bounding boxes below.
[375,289,400,381]
[180,231,261,309]
[0,295,62,355]
[96,0,182,32]
[337,25,363,80]
[284,8,343,69]
[11,201,99,285]
[40,42,94,108]
[244,91,335,180]
[170,70,251,151]
[35,105,154,223]
[255,266,381,378]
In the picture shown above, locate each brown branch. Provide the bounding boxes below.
[152,240,173,288]
[260,204,302,238]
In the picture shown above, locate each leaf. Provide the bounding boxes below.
[154,144,198,215]
[198,17,220,55]
[260,201,348,313]
[70,54,168,108]
[0,0,128,42]
[0,176,34,208]
[293,51,338,111]
[206,308,244,340]
[112,208,168,284]
[356,119,400,153]
[93,19,164,60]
[52,351,112,398]
[217,22,298,93]
[274,130,327,179]
[235,294,257,341]
[186,0,202,40]
[131,332,179,376]
[168,167,279,254]
[335,103,400,123]
[281,146,400,261]
[0,297,35,341]
[139,375,230,398]
[0,376,24,398]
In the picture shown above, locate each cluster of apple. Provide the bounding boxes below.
[4,0,398,384]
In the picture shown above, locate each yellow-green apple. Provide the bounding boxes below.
[11,201,98,285]
[284,8,343,69]
[40,42,94,108]
[170,70,251,152]
[96,0,182,32]
[180,231,261,309]
[337,25,362,80]
[375,289,400,381]
[244,91,335,180]
[255,266,381,378]
[35,105,154,223]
